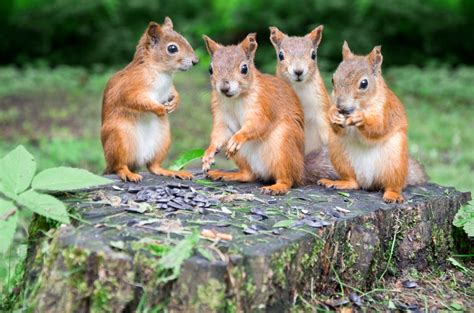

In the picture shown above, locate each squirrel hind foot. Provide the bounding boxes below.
[117,168,143,183]
[317,178,359,190]
[149,166,193,180]
[383,190,405,203]
[260,183,291,196]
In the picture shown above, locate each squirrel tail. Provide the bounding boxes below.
[302,147,339,185]
[407,157,428,186]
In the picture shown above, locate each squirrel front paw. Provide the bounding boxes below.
[226,133,245,158]
[202,148,217,172]
[346,111,365,127]
[329,106,346,127]
[165,95,179,114]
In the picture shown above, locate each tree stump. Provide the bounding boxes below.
[21,173,470,312]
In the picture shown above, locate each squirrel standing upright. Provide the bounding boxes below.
[101,17,198,182]
[269,25,338,183]
[318,42,426,203]
[201,33,305,195]
[269,25,331,155]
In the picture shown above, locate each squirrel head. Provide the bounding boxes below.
[138,17,199,72]
[269,25,323,84]
[203,33,258,98]
[331,41,384,114]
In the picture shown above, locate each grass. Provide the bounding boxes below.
[0,64,473,303]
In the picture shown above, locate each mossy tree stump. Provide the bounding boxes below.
[20,173,470,312]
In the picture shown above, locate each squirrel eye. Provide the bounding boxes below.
[278,50,284,61]
[359,79,368,90]
[311,50,316,60]
[240,64,248,75]
[208,65,213,75]
[331,78,334,85]
[167,44,178,54]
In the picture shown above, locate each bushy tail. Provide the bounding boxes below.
[302,147,339,185]
[407,157,428,186]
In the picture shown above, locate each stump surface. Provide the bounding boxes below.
[23,173,471,312]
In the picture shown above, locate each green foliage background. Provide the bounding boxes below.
[1,0,473,69]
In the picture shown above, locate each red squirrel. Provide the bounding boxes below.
[201,34,305,195]
[101,17,198,182]
[269,25,331,155]
[318,42,427,203]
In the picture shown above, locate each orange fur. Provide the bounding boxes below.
[269,25,331,154]
[320,42,426,203]
[101,17,198,182]
[202,34,305,195]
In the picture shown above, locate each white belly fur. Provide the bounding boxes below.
[219,91,276,181]
[343,128,403,189]
[133,73,172,166]
[133,113,169,166]
[293,83,329,154]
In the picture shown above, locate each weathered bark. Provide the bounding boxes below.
[19,174,471,312]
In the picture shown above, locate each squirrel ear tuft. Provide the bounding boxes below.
[203,35,221,56]
[269,26,285,48]
[163,17,173,29]
[342,41,354,60]
[306,25,324,47]
[147,22,162,46]
[240,33,258,60]
[368,45,383,74]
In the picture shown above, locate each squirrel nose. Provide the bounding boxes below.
[220,81,230,93]
[192,56,199,66]
[294,69,304,77]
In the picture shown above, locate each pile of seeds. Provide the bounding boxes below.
[122,183,219,213]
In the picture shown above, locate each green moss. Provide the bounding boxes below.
[195,278,226,311]
[271,243,299,287]
[431,224,453,261]
[301,238,325,270]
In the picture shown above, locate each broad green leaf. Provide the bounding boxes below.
[17,190,70,224]
[272,219,295,228]
[32,167,112,192]
[0,145,36,194]
[169,148,204,171]
[157,230,199,283]
[0,179,17,200]
[0,199,18,254]
[453,204,474,237]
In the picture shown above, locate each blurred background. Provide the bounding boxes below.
[0,0,472,194]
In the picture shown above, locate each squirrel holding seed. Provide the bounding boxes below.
[201,33,305,195]
[269,25,331,155]
[101,17,199,182]
[318,42,426,203]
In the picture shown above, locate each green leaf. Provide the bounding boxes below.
[32,167,112,192]
[273,219,295,228]
[157,230,200,283]
[453,204,474,237]
[0,199,19,254]
[169,148,204,171]
[387,300,396,310]
[17,190,70,224]
[0,145,36,194]
[337,191,350,198]
[197,247,214,262]
[447,257,469,273]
